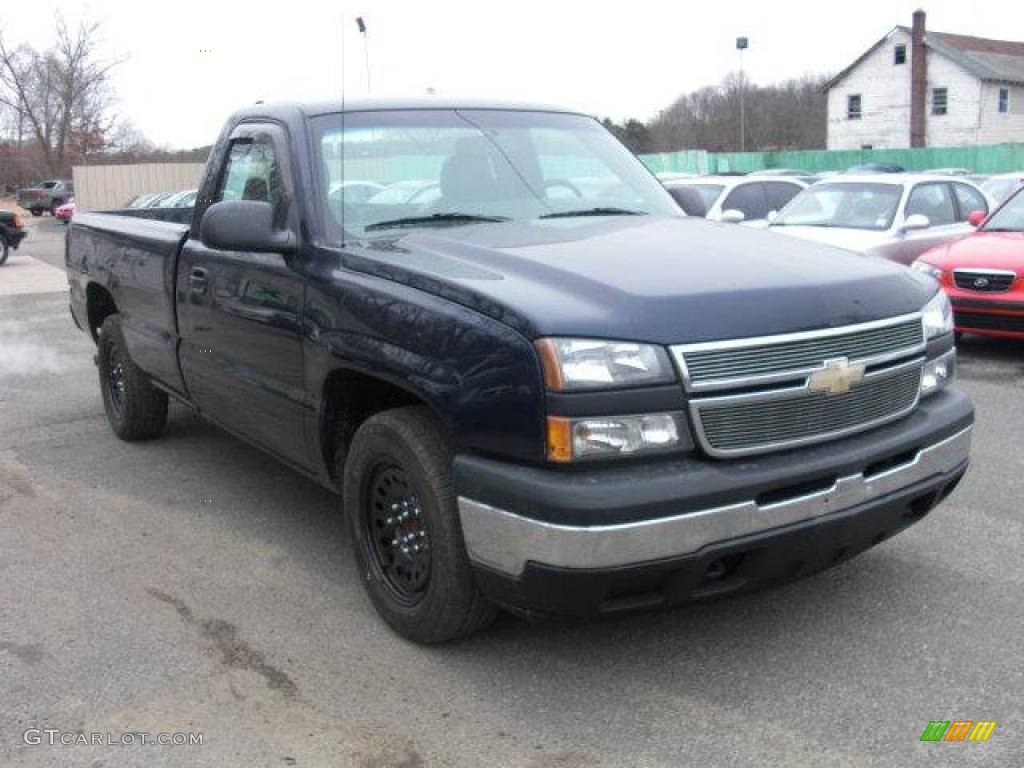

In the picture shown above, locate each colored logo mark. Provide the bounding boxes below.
[920,720,997,742]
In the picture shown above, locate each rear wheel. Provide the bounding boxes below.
[30,208,42,217]
[341,406,496,643]
[97,315,168,440]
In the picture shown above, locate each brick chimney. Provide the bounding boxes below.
[910,9,928,147]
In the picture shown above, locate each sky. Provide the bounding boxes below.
[9,0,1024,148]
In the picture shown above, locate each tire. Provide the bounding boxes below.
[30,208,42,217]
[97,315,168,441]
[341,406,497,643]
[0,235,8,266]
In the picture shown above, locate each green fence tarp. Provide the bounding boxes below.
[639,143,1024,175]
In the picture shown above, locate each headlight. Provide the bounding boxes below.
[534,338,675,390]
[921,290,953,339]
[547,412,686,461]
[911,260,944,281]
[920,348,955,397]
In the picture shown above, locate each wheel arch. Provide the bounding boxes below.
[86,282,118,342]
[318,366,452,483]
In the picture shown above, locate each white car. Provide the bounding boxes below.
[981,173,1024,205]
[763,174,992,265]
[662,175,807,224]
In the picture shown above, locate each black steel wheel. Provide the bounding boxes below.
[0,235,8,266]
[97,314,168,441]
[342,406,497,643]
[364,462,431,604]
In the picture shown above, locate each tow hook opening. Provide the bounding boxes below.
[702,553,745,585]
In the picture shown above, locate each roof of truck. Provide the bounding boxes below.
[235,98,589,119]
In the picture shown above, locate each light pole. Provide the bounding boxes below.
[736,36,748,152]
[356,17,371,95]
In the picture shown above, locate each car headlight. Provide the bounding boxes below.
[546,412,686,462]
[920,348,955,397]
[534,338,675,390]
[921,290,953,339]
[911,260,944,281]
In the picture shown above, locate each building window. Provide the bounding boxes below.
[932,88,948,116]
[847,94,862,120]
[894,44,907,65]
[999,87,1010,113]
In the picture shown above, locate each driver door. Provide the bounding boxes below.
[177,123,311,469]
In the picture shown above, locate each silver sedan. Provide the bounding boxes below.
[761,174,992,265]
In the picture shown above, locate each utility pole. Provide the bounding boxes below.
[736,36,749,153]
[356,17,371,95]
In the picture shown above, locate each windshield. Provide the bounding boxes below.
[982,188,1024,232]
[313,109,679,238]
[982,177,1022,205]
[666,184,723,216]
[773,182,902,231]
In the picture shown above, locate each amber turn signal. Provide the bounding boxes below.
[546,416,573,462]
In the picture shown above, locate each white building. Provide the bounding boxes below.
[826,10,1024,150]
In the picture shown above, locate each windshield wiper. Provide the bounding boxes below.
[540,207,645,219]
[364,213,510,232]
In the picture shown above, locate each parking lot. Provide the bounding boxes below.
[1,214,1022,767]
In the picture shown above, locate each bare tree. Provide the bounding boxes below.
[0,14,121,178]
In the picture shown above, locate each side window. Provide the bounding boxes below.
[722,183,770,220]
[906,183,956,226]
[218,136,281,213]
[952,183,988,220]
[763,182,803,213]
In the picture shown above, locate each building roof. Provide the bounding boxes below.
[825,26,1024,90]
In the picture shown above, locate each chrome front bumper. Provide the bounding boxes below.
[458,426,972,577]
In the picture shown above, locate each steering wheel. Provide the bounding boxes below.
[542,179,583,198]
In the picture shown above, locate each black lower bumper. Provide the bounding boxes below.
[456,388,973,618]
[5,229,26,249]
[473,461,967,617]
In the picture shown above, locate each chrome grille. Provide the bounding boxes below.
[694,363,922,456]
[953,269,1015,293]
[676,315,924,391]
[671,314,927,458]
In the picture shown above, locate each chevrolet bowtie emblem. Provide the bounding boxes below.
[808,357,866,396]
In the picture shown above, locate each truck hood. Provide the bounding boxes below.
[338,215,935,344]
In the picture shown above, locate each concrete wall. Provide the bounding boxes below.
[72,163,206,211]
[827,29,1024,149]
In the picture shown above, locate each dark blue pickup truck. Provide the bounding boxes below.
[65,99,973,642]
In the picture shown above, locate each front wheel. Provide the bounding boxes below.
[341,406,496,643]
[0,235,8,266]
[97,315,168,440]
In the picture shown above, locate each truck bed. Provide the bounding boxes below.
[67,211,191,394]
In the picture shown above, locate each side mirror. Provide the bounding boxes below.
[900,213,930,233]
[720,209,746,223]
[200,200,295,253]
[967,210,987,227]
[766,210,778,223]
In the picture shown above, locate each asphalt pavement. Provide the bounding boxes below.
[1,214,1021,767]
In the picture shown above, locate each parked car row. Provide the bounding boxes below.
[126,188,198,209]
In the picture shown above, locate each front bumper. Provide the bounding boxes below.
[6,229,27,249]
[950,295,1024,338]
[455,388,972,616]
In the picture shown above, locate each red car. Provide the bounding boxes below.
[914,188,1024,339]
[55,199,75,222]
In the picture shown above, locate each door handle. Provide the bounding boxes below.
[188,267,209,293]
